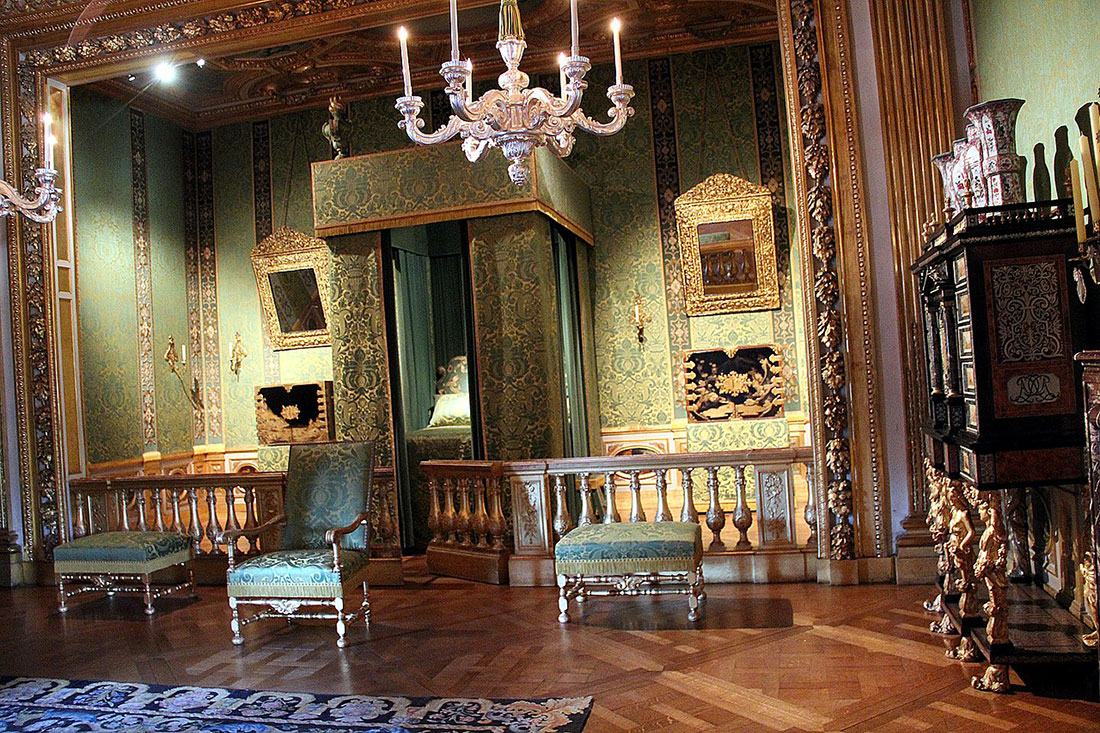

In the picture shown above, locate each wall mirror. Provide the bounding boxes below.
[675,174,779,315]
[252,226,333,350]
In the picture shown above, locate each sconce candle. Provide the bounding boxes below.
[1071,159,1087,243]
[611,18,623,86]
[398,26,412,97]
[1081,134,1100,228]
[42,113,54,169]
[1091,103,1100,176]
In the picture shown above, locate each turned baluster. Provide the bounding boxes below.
[186,488,202,552]
[473,478,490,547]
[705,467,726,549]
[487,477,507,550]
[117,488,130,531]
[206,488,225,555]
[603,472,621,523]
[72,491,86,538]
[804,470,818,548]
[85,493,96,535]
[628,471,646,523]
[153,489,166,532]
[681,469,699,523]
[242,486,258,552]
[456,478,473,545]
[654,469,672,522]
[577,473,597,527]
[170,490,183,533]
[427,476,443,544]
[732,466,752,549]
[441,478,457,544]
[137,489,149,531]
[224,486,242,553]
[553,474,576,539]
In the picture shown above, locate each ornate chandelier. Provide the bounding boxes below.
[395,0,635,186]
[1,114,61,223]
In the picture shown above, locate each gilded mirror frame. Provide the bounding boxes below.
[252,226,333,351]
[675,174,779,315]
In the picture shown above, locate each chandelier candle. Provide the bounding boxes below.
[394,0,635,186]
[570,0,579,57]
[611,17,623,85]
[42,113,54,170]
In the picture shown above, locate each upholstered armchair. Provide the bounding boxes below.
[218,441,375,648]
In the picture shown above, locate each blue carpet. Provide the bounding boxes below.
[0,677,592,732]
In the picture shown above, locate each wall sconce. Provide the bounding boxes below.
[629,293,652,345]
[164,335,203,410]
[229,331,247,381]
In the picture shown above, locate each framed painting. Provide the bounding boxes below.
[252,226,333,350]
[674,174,779,315]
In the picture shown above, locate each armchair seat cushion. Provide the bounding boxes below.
[227,549,370,599]
[554,522,703,576]
[53,531,192,575]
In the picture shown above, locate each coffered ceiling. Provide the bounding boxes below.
[77,0,778,128]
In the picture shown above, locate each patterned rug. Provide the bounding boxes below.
[0,677,592,732]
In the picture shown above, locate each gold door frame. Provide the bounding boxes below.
[0,0,889,569]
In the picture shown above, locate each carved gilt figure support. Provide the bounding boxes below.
[949,482,979,617]
[972,489,1011,693]
[923,460,949,614]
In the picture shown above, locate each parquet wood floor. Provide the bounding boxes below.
[1,557,1098,732]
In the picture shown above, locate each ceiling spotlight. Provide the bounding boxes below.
[154,61,177,83]
[196,58,206,68]
[127,74,136,82]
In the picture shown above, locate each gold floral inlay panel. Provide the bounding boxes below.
[674,174,779,315]
[252,226,333,351]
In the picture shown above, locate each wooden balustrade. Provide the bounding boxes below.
[422,461,509,584]
[67,467,403,585]
[422,446,818,587]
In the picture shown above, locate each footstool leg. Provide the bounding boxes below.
[143,574,155,615]
[229,596,244,645]
[687,569,700,622]
[57,577,68,613]
[362,582,371,628]
[695,563,707,603]
[557,574,571,623]
[187,565,197,598]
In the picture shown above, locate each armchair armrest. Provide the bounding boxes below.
[216,514,287,545]
[324,511,371,546]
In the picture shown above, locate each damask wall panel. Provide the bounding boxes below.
[212,122,263,450]
[252,120,281,391]
[128,109,157,454]
[569,61,674,430]
[196,131,224,445]
[183,132,206,446]
[145,114,191,457]
[468,213,565,460]
[71,89,142,465]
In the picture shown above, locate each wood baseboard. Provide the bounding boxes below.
[427,545,509,585]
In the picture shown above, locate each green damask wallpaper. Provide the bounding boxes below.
[73,89,142,465]
[468,213,565,460]
[972,0,1100,200]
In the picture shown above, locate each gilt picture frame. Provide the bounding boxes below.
[674,174,779,315]
[252,226,334,351]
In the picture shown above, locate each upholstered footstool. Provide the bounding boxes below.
[54,531,195,615]
[554,522,705,623]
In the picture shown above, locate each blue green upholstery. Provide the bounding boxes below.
[54,531,191,575]
[554,522,704,576]
[227,549,370,599]
[281,442,374,551]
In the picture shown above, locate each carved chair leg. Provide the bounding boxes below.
[187,565,197,598]
[687,569,701,622]
[57,578,67,613]
[557,574,571,623]
[143,574,155,615]
[335,596,347,648]
[362,582,371,628]
[229,596,244,646]
[695,563,706,603]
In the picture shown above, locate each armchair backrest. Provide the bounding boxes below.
[282,441,375,550]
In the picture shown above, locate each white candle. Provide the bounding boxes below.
[1092,103,1100,183]
[570,0,579,57]
[1081,134,1100,229]
[1071,159,1088,242]
[610,17,622,85]
[180,343,186,364]
[42,112,54,169]
[558,52,568,97]
[398,26,412,97]
[466,59,473,104]
[449,0,459,62]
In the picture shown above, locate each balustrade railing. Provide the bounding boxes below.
[422,446,817,585]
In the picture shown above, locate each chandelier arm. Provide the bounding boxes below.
[403,114,466,146]
[446,88,492,124]
[573,84,636,137]
[0,169,61,223]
